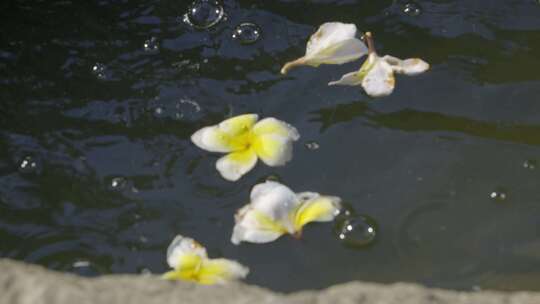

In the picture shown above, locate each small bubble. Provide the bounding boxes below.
[143,37,159,52]
[490,187,508,202]
[232,23,262,45]
[403,2,422,16]
[523,159,536,170]
[109,176,127,190]
[175,98,201,121]
[184,0,224,29]
[92,63,108,80]
[154,107,164,116]
[334,215,377,248]
[304,141,320,151]
[18,156,39,174]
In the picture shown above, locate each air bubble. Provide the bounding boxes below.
[523,159,536,170]
[489,187,508,202]
[232,23,262,45]
[305,141,320,151]
[175,98,201,121]
[184,0,224,29]
[334,215,377,248]
[109,176,127,190]
[403,2,422,16]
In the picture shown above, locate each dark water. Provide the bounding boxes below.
[2,0,540,292]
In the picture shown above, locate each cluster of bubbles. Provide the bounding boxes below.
[489,187,508,202]
[18,156,39,174]
[91,63,108,80]
[184,0,262,44]
[523,159,536,170]
[231,23,261,44]
[149,97,202,122]
[402,2,422,17]
[304,141,320,151]
[333,206,377,248]
[143,37,159,52]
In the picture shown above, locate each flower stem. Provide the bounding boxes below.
[364,31,376,55]
[280,57,306,75]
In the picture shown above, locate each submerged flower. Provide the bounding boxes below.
[281,22,368,74]
[329,32,429,97]
[191,114,300,181]
[231,181,342,244]
[163,235,249,285]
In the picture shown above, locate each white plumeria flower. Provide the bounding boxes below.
[231,181,342,245]
[281,22,368,74]
[329,32,429,97]
[162,235,249,285]
[191,114,300,181]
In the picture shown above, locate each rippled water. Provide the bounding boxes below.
[2,0,540,292]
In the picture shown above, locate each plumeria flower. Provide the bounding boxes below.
[280,22,368,75]
[162,235,249,285]
[191,114,300,181]
[329,32,430,97]
[231,181,342,244]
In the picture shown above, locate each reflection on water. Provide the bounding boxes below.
[2,0,540,293]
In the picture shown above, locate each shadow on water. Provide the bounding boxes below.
[312,102,540,146]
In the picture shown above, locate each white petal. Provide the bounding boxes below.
[231,181,301,244]
[252,118,300,140]
[328,71,363,86]
[166,235,207,269]
[306,22,359,57]
[281,22,367,74]
[251,118,299,166]
[308,38,368,66]
[362,57,395,97]
[250,181,299,224]
[191,114,258,153]
[216,149,257,181]
[382,55,430,76]
[191,125,232,153]
[231,205,286,245]
[218,114,258,135]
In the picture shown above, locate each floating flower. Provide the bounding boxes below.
[231,181,342,244]
[328,32,429,97]
[281,22,368,75]
[191,114,300,181]
[163,235,249,285]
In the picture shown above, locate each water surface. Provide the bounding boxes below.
[2,0,540,292]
